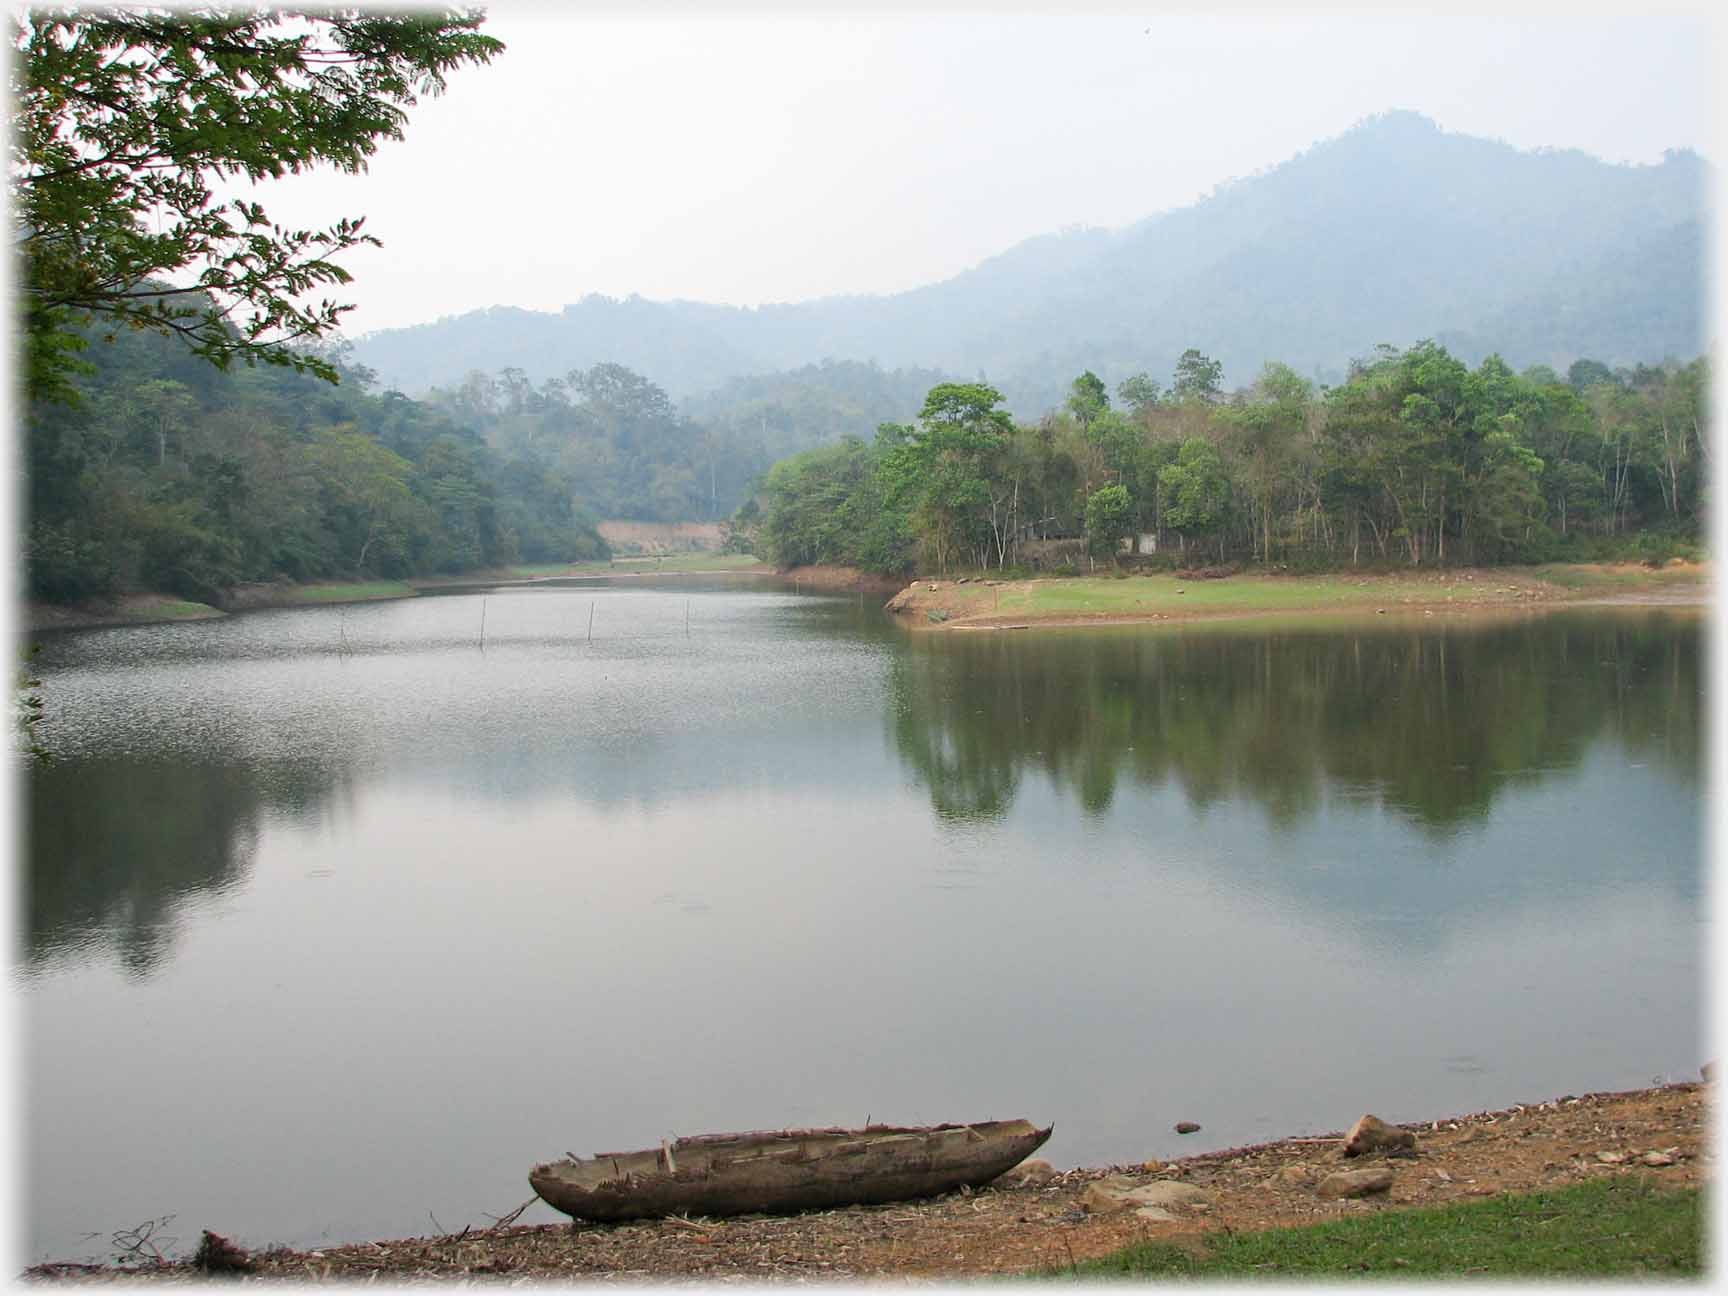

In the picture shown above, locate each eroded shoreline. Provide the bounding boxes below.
[882,562,1708,632]
[24,1081,1708,1282]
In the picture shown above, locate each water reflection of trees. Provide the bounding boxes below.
[889,611,1700,829]
[22,758,345,979]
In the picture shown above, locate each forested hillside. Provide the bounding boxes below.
[23,331,961,606]
[400,358,951,524]
[23,321,609,605]
[739,346,1708,578]
[419,362,755,523]
[19,36,1711,615]
[679,359,952,462]
[352,112,1709,416]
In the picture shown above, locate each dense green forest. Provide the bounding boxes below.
[738,344,1709,577]
[23,327,1708,605]
[15,9,532,608]
[415,357,945,524]
[23,319,608,604]
[14,13,1710,608]
[20,328,960,603]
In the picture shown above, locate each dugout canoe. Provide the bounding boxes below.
[528,1119,1053,1222]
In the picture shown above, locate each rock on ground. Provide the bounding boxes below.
[1317,1168,1395,1199]
[1344,1114,1417,1158]
[1083,1177,1212,1214]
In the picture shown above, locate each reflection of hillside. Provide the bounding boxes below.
[22,758,343,979]
[889,611,1700,830]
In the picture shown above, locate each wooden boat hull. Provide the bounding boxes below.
[529,1119,1052,1222]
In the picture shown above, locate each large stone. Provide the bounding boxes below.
[1133,1206,1177,1223]
[1081,1178,1137,1214]
[1001,1158,1057,1186]
[1124,1182,1212,1210]
[1082,1177,1212,1214]
[1343,1114,1417,1158]
[1316,1168,1395,1199]
[1174,1121,1202,1134]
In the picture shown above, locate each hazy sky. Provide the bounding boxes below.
[238,7,1719,338]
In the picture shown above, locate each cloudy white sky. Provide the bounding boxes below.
[241,6,1719,338]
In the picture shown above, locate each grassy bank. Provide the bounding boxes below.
[23,581,423,630]
[21,593,230,631]
[1044,1175,1702,1279]
[262,580,419,605]
[22,560,778,632]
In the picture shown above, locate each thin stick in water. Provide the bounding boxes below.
[479,595,488,650]
[588,601,595,643]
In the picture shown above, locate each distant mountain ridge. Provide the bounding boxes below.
[353,111,1709,414]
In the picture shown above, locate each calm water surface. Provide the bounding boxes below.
[17,580,1705,1260]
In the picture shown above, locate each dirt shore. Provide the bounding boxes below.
[25,1081,1708,1283]
[886,563,1707,631]
[781,563,907,594]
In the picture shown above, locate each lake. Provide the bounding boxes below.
[16,579,1705,1262]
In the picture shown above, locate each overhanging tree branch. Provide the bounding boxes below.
[12,6,503,400]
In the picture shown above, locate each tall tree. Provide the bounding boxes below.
[1220,362,1315,562]
[1116,372,1165,417]
[1160,437,1233,560]
[1171,349,1224,403]
[1066,370,1109,430]
[880,384,1014,574]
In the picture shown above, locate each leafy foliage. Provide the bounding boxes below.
[741,348,1707,578]
[13,7,502,398]
[1084,484,1133,559]
[22,321,608,604]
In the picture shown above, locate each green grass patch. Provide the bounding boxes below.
[125,597,224,625]
[1000,575,1430,617]
[1035,1176,1702,1280]
[276,581,418,604]
[146,599,224,620]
